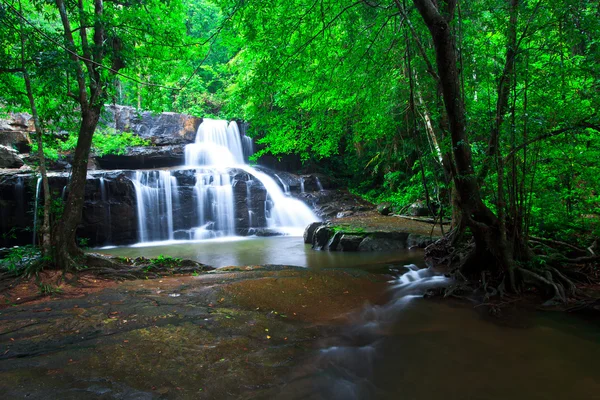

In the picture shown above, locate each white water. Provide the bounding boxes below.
[133,118,318,243]
[302,266,450,399]
[32,177,41,245]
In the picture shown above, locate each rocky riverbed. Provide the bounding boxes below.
[0,265,391,399]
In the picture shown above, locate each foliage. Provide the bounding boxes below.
[0,245,44,276]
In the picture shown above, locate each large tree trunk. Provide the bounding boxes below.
[412,0,512,275]
[52,106,101,269]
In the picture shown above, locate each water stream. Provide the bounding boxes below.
[273,265,600,400]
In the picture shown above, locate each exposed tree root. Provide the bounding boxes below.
[425,230,598,306]
[82,253,214,280]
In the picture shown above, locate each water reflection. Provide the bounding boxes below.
[96,236,424,269]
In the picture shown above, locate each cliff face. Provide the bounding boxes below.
[0,107,370,248]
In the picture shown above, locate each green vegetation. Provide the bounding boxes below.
[0,0,598,299]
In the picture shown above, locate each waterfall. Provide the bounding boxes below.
[316,177,324,191]
[246,178,254,229]
[99,177,112,245]
[133,118,318,244]
[32,177,41,245]
[238,166,317,235]
[132,170,176,242]
[300,177,305,194]
[15,177,25,226]
[274,174,290,195]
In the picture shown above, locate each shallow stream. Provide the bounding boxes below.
[2,238,598,399]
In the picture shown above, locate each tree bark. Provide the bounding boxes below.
[412,0,511,274]
[52,0,107,269]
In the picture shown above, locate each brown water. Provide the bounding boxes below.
[272,269,600,400]
[6,240,599,399]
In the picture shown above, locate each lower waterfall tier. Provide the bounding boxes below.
[0,168,330,248]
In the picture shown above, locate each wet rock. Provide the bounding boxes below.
[102,105,201,146]
[377,202,393,216]
[96,145,186,169]
[0,113,33,153]
[0,145,24,168]
[407,234,436,249]
[338,234,364,251]
[312,225,334,250]
[304,222,323,244]
[357,233,409,251]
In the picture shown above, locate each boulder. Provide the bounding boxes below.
[377,202,393,216]
[96,145,186,169]
[409,201,431,217]
[337,234,364,251]
[407,234,436,249]
[102,105,201,146]
[0,113,33,153]
[0,145,24,168]
[304,222,323,244]
[312,225,334,250]
[357,232,410,251]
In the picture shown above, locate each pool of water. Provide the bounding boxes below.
[274,268,600,400]
[96,236,425,269]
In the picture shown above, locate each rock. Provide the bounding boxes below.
[0,113,33,153]
[357,232,410,251]
[300,173,336,192]
[377,202,393,216]
[310,189,374,220]
[409,201,431,217]
[407,234,436,249]
[304,222,323,244]
[96,145,186,169]
[338,234,364,251]
[102,105,201,146]
[327,231,343,250]
[0,145,24,168]
[312,225,334,250]
[21,154,71,171]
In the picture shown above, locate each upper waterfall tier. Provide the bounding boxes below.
[185,119,252,167]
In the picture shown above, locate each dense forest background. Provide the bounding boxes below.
[0,1,598,284]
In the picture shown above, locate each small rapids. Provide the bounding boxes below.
[275,265,450,400]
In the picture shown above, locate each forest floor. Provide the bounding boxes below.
[0,265,391,399]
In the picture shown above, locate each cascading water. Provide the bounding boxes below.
[32,177,41,245]
[132,170,176,242]
[274,174,290,195]
[133,118,318,243]
[99,177,112,244]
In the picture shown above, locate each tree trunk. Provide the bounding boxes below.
[412,0,512,274]
[52,106,101,269]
